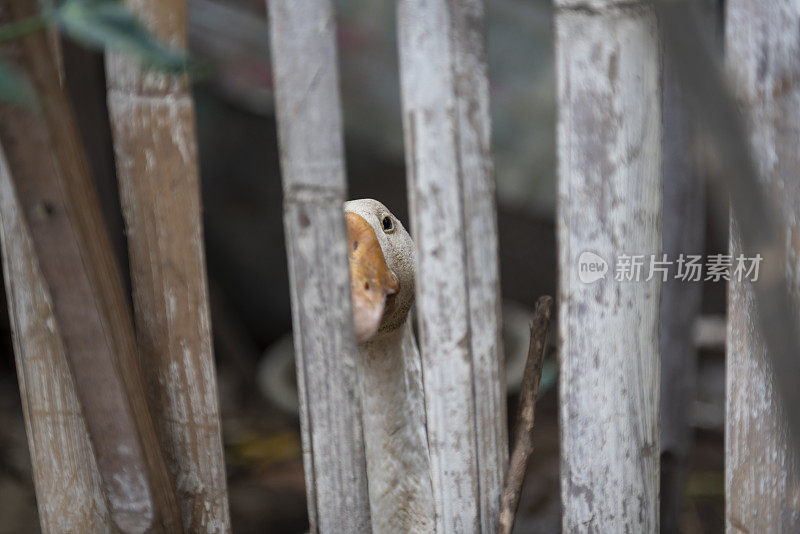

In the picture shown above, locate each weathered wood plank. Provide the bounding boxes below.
[0,148,112,533]
[267,1,371,532]
[0,3,182,530]
[726,1,800,530]
[658,2,800,460]
[61,39,129,279]
[555,3,662,531]
[397,0,507,531]
[105,0,230,531]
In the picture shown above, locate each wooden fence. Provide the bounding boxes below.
[106,0,230,530]
[1,0,800,532]
[267,0,506,531]
[555,1,662,530]
[0,0,226,531]
[726,0,800,530]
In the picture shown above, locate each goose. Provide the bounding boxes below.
[344,198,435,533]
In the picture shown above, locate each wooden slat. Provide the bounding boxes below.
[266,1,371,532]
[0,148,112,533]
[726,1,800,530]
[397,1,507,531]
[104,0,231,531]
[61,40,129,278]
[0,3,182,531]
[555,1,662,531]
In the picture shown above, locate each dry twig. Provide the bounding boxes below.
[497,295,553,534]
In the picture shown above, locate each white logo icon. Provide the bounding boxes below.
[578,251,608,284]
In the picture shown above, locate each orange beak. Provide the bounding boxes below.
[345,212,399,342]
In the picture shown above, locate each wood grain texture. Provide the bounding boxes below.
[726,1,800,530]
[658,2,800,459]
[105,1,230,531]
[267,2,371,532]
[555,4,662,532]
[0,4,182,531]
[397,1,507,532]
[0,148,112,533]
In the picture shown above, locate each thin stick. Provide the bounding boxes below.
[497,295,553,534]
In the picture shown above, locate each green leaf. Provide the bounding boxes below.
[0,15,50,43]
[54,0,188,72]
[0,60,35,107]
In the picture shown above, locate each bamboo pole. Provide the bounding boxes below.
[555,1,662,531]
[0,148,112,532]
[61,39,129,278]
[658,3,800,460]
[396,1,507,531]
[0,7,114,534]
[267,1,371,532]
[0,2,182,531]
[725,1,800,530]
[104,0,230,530]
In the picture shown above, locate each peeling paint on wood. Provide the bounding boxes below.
[726,1,800,530]
[397,1,507,531]
[105,0,230,531]
[267,1,371,532]
[555,3,662,531]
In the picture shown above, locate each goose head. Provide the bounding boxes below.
[345,199,415,343]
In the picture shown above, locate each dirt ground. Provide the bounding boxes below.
[0,351,725,533]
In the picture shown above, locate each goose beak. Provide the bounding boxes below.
[345,212,399,342]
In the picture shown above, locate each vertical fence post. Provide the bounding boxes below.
[555,1,662,531]
[267,2,372,532]
[0,4,182,530]
[397,1,507,531]
[0,7,112,533]
[725,1,800,530]
[0,149,112,533]
[104,0,231,530]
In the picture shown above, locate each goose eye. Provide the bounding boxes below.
[381,215,395,233]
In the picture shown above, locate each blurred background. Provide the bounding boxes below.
[0,0,727,531]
